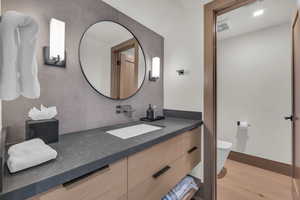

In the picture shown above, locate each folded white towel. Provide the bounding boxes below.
[7,139,57,173]
[8,138,45,156]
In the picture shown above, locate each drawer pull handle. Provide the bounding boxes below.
[63,165,110,187]
[188,146,198,154]
[152,166,171,179]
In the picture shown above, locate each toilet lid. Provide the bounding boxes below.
[217,140,233,150]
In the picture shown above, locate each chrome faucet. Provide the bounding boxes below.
[116,105,136,117]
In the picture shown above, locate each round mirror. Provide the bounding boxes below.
[79,21,146,100]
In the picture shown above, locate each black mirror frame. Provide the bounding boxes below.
[78,20,147,101]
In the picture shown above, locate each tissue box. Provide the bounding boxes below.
[25,119,59,144]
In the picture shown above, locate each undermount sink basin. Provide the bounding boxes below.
[106,124,163,139]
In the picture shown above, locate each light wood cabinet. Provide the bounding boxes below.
[128,128,201,200]
[30,159,127,200]
[183,128,201,153]
[184,145,201,173]
[29,128,201,200]
[128,155,188,200]
[183,128,202,172]
[127,133,185,190]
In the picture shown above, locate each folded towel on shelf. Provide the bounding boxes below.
[7,138,57,173]
[162,176,199,200]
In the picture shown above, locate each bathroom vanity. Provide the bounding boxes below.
[0,1,202,199]
[0,117,202,200]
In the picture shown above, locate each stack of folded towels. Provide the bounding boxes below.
[162,176,199,200]
[7,138,58,173]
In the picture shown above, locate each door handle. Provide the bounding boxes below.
[152,166,171,179]
[63,165,110,188]
[284,115,294,121]
[188,146,198,154]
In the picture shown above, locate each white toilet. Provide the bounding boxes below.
[217,140,233,174]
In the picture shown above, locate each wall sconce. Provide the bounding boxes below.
[44,18,66,68]
[149,57,160,81]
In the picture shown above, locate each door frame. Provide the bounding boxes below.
[292,9,300,200]
[203,0,256,200]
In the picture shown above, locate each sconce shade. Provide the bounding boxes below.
[150,57,160,81]
[50,18,65,61]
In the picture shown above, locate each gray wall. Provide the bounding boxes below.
[2,0,164,143]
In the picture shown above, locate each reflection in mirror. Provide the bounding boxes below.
[80,21,146,100]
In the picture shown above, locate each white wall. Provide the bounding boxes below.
[80,35,111,95]
[162,4,204,112]
[103,0,204,111]
[217,24,292,164]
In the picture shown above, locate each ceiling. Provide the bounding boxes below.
[103,0,297,41]
[84,22,133,47]
[103,0,207,36]
[217,0,297,40]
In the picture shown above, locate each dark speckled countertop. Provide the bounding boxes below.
[0,117,202,200]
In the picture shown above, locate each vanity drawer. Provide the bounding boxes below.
[30,159,127,200]
[183,128,201,154]
[128,134,185,190]
[184,144,201,172]
[128,155,187,200]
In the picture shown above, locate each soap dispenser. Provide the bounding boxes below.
[146,104,154,120]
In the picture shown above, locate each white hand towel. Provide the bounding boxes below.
[7,139,57,173]
[17,12,40,99]
[0,11,40,100]
[7,138,45,156]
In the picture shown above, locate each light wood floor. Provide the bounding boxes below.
[217,160,293,200]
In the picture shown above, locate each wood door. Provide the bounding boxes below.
[111,39,139,99]
[293,9,300,200]
[120,54,138,99]
[204,1,256,199]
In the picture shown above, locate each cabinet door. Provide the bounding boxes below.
[128,134,185,190]
[30,159,127,200]
[128,155,187,200]
[183,128,201,153]
[185,145,201,172]
[183,128,202,171]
